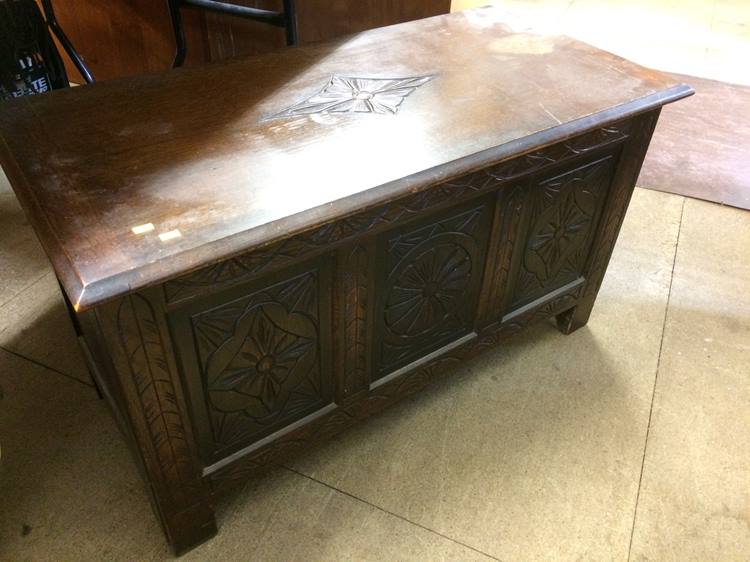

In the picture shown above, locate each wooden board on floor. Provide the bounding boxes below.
[639,73,750,210]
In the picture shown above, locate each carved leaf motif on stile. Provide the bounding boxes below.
[116,294,202,505]
[271,74,435,118]
[342,245,369,396]
[191,273,325,448]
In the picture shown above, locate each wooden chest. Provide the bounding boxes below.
[0,7,692,554]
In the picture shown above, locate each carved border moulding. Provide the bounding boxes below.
[164,122,632,305]
[270,74,435,119]
[442,124,628,193]
[498,284,584,338]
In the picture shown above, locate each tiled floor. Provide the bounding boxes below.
[1,2,749,561]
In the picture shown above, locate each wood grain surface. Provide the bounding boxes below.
[0,7,692,311]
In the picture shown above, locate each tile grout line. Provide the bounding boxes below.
[0,270,97,392]
[626,197,686,561]
[280,464,504,561]
[0,344,96,390]
[0,268,50,310]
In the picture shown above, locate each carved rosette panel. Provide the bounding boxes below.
[376,204,491,376]
[164,124,631,305]
[510,156,615,308]
[190,272,329,450]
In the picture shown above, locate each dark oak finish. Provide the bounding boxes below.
[0,8,692,554]
[294,0,452,43]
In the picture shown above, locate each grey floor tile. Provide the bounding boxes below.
[0,348,164,562]
[0,272,91,386]
[629,198,750,562]
[182,470,497,562]
[0,169,51,310]
[0,349,495,561]
[286,188,684,561]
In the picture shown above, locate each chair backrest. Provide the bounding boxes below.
[169,0,298,68]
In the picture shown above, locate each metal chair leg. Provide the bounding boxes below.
[39,0,94,83]
[169,0,188,68]
[170,0,297,67]
[283,0,298,46]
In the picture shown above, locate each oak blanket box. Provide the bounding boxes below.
[0,7,692,554]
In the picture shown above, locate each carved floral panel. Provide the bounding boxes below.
[190,272,330,450]
[510,155,615,308]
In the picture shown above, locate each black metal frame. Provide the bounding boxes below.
[169,0,297,68]
[39,0,94,83]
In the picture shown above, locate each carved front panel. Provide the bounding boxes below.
[374,199,493,378]
[170,263,333,462]
[507,154,616,310]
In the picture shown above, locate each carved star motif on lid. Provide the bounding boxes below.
[271,74,435,119]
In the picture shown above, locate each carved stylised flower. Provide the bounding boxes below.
[272,74,435,118]
[526,193,590,280]
[385,243,471,338]
[205,302,317,421]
